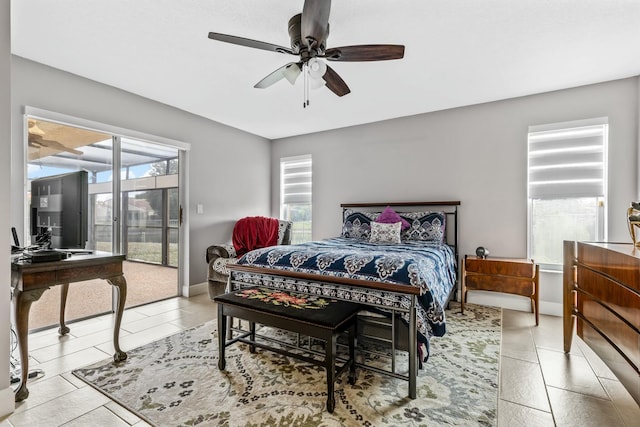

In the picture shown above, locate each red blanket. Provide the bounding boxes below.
[232,216,280,256]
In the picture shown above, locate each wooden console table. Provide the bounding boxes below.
[10,252,128,402]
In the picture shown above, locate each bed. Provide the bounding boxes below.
[226,201,460,399]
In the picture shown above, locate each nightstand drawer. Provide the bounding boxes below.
[464,273,535,296]
[465,257,535,278]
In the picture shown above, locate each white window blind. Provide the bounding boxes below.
[528,121,607,199]
[281,156,312,205]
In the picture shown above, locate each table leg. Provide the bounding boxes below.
[106,274,128,362]
[218,306,227,370]
[13,287,47,402]
[58,283,70,335]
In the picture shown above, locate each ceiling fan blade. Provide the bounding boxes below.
[29,137,83,155]
[254,63,301,89]
[322,65,350,97]
[301,0,331,49]
[323,45,405,61]
[208,32,294,55]
[42,139,84,155]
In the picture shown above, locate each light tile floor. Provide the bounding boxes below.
[1,292,639,426]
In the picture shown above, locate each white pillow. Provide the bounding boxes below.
[369,221,402,244]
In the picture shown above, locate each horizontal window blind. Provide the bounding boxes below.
[281,156,312,205]
[528,124,607,199]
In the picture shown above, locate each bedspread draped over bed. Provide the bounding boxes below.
[233,237,457,342]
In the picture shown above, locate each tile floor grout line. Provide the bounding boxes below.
[529,321,558,427]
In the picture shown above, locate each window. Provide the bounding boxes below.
[527,118,608,269]
[280,155,312,243]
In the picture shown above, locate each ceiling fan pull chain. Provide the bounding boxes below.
[303,62,309,108]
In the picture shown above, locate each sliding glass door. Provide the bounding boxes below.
[119,137,180,307]
[25,117,184,329]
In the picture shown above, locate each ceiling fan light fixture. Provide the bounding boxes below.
[283,63,302,85]
[309,76,325,90]
[307,58,327,80]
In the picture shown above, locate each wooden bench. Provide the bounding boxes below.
[214,287,361,413]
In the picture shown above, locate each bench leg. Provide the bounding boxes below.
[348,322,357,385]
[217,306,227,370]
[325,335,337,413]
[249,321,256,353]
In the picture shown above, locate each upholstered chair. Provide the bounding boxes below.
[206,219,293,299]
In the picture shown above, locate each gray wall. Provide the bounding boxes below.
[271,77,640,315]
[6,52,640,320]
[10,56,272,288]
[1,0,12,416]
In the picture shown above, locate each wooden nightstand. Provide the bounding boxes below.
[461,255,539,325]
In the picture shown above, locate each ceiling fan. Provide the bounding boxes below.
[28,119,83,156]
[208,0,404,105]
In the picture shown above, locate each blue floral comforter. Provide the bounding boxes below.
[233,237,457,340]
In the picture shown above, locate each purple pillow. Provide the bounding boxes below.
[376,206,411,230]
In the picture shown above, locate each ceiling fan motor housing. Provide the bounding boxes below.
[288,13,328,58]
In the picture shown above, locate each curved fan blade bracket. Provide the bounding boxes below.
[323,45,405,62]
[322,65,350,97]
[254,62,302,89]
[208,32,294,55]
[301,0,331,51]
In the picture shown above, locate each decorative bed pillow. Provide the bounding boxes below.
[399,211,446,243]
[341,209,377,239]
[376,206,411,230]
[369,221,402,244]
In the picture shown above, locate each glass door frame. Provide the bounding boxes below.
[22,106,191,297]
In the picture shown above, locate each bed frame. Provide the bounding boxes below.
[226,201,460,399]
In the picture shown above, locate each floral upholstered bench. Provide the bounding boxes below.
[214,287,361,413]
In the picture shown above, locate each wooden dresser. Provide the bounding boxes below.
[563,241,640,404]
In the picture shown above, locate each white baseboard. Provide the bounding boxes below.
[186,282,209,297]
[539,301,562,317]
[0,386,14,418]
[465,291,562,317]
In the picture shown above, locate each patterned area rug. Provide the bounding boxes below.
[73,302,501,426]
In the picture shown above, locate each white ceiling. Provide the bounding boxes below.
[11,1,640,140]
